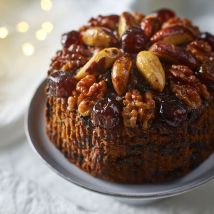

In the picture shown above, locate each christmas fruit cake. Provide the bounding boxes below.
[45,9,214,183]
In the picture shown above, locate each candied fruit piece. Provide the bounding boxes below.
[61,31,81,48]
[121,27,147,53]
[47,71,77,97]
[91,97,121,129]
[159,99,187,127]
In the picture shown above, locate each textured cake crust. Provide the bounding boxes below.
[46,96,214,183]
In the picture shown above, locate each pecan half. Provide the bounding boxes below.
[150,42,197,69]
[171,83,201,109]
[87,15,119,30]
[162,17,200,36]
[140,16,161,38]
[76,75,107,116]
[187,40,214,64]
[122,90,155,129]
[169,65,210,108]
[151,25,195,45]
[48,45,92,75]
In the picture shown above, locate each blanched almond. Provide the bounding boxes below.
[136,51,165,92]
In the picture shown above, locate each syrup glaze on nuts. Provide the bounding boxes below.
[47,9,214,129]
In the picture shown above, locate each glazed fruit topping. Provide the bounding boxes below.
[159,99,187,127]
[47,71,77,97]
[61,31,81,48]
[121,27,147,53]
[91,97,121,129]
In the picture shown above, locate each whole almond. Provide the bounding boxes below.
[136,51,165,92]
[81,27,118,47]
[75,48,122,80]
[111,56,132,96]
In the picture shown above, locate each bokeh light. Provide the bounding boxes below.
[41,21,53,33]
[16,22,29,33]
[40,0,53,11]
[22,43,35,56]
[36,29,47,40]
[0,27,9,39]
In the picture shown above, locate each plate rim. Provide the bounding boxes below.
[25,80,214,199]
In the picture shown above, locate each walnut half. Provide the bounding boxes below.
[76,74,107,116]
[122,89,155,129]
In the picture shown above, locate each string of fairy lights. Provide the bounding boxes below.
[0,0,54,56]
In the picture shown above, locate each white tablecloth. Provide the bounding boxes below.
[1,0,214,213]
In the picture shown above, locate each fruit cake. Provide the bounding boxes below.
[45,9,214,183]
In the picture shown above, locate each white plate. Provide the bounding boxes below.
[25,80,214,204]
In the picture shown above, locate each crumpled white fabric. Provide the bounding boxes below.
[0,169,90,214]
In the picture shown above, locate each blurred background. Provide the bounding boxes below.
[0,0,214,213]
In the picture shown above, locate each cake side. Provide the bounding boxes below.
[46,95,214,183]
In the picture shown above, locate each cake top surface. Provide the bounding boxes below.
[47,9,214,130]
